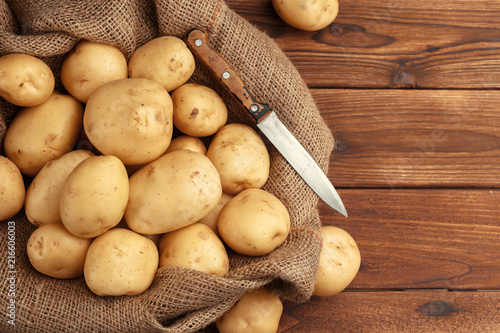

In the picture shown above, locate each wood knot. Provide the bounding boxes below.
[393,63,416,88]
[329,23,343,36]
[334,137,348,153]
[417,300,469,317]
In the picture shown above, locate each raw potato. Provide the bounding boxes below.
[0,53,55,106]
[27,223,92,279]
[83,78,173,165]
[0,156,25,221]
[272,0,339,31]
[125,149,222,235]
[207,123,270,195]
[84,228,159,296]
[128,36,195,92]
[217,188,290,256]
[4,91,84,177]
[61,41,128,103]
[171,83,228,137]
[197,192,233,237]
[164,135,207,155]
[313,226,361,296]
[60,155,129,238]
[216,287,283,333]
[158,223,229,276]
[25,150,95,227]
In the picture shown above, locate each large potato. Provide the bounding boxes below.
[0,53,54,106]
[25,150,95,227]
[83,78,173,165]
[60,155,129,238]
[84,228,159,296]
[272,0,339,31]
[128,36,195,92]
[217,188,290,256]
[158,223,229,276]
[125,149,222,235]
[61,41,128,103]
[171,83,228,137]
[0,156,25,221]
[207,123,270,195]
[313,226,361,296]
[27,223,92,279]
[4,91,84,177]
[216,287,283,333]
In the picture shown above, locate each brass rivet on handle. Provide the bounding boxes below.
[222,71,230,79]
[194,39,203,47]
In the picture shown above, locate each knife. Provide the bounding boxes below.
[184,28,347,217]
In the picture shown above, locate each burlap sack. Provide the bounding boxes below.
[0,0,335,331]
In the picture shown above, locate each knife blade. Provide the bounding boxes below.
[184,28,347,217]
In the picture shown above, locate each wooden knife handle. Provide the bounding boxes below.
[184,28,272,123]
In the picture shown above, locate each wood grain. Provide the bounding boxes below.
[228,0,500,89]
[311,89,500,188]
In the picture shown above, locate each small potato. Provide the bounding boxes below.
[165,135,207,155]
[60,155,129,238]
[84,228,159,296]
[4,91,84,177]
[171,83,228,137]
[159,223,229,276]
[313,226,361,296]
[217,188,290,256]
[128,36,195,92]
[83,78,173,165]
[27,223,93,279]
[0,156,25,221]
[197,192,233,237]
[272,0,339,31]
[61,41,128,103]
[216,287,283,333]
[25,150,95,227]
[125,149,222,235]
[207,123,270,195]
[0,53,54,106]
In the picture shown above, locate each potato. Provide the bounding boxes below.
[272,0,339,31]
[84,228,159,296]
[164,135,207,155]
[0,53,54,106]
[207,123,270,195]
[25,150,95,227]
[4,91,84,177]
[313,226,361,296]
[60,155,129,238]
[61,41,128,103]
[125,149,222,235]
[217,188,290,256]
[216,287,283,333]
[171,83,228,137]
[128,36,195,92]
[197,192,233,237]
[0,156,25,221]
[83,78,173,165]
[158,223,229,276]
[27,223,92,279]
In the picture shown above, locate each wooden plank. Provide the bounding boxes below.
[227,0,500,89]
[312,89,500,188]
[320,189,500,290]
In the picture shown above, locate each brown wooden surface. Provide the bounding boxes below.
[219,0,500,332]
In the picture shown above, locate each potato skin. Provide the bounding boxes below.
[27,223,92,279]
[0,53,54,106]
[60,155,129,238]
[84,228,159,296]
[272,0,339,31]
[25,150,94,227]
[125,149,222,235]
[164,135,207,155]
[0,156,25,221]
[4,92,84,177]
[313,226,361,296]
[207,123,270,195]
[61,41,128,103]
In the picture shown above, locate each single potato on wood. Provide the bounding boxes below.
[0,156,25,221]
[272,0,339,31]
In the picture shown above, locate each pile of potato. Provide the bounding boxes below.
[0,35,360,332]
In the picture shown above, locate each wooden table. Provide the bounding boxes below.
[222,1,500,331]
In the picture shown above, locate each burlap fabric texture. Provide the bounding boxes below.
[0,0,336,331]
